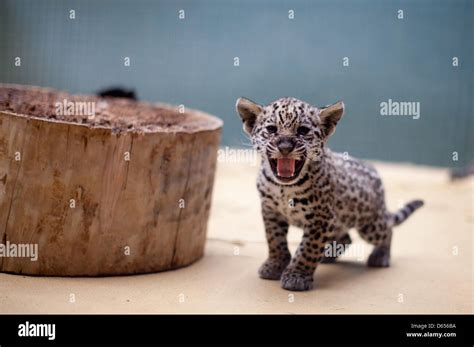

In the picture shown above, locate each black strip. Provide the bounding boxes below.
[0,314,472,345]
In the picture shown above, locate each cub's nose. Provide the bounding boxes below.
[277,137,295,155]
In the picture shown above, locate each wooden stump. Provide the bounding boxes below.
[0,84,222,276]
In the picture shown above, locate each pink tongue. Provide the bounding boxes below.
[277,158,296,177]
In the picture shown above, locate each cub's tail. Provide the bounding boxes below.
[389,200,424,227]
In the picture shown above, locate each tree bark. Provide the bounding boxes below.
[0,84,222,276]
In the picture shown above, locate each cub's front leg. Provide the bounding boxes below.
[258,202,291,280]
[280,220,334,291]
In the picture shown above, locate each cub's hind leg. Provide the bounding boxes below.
[358,200,424,267]
[357,218,392,267]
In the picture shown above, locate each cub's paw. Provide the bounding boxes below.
[368,247,390,267]
[280,269,314,291]
[258,257,290,280]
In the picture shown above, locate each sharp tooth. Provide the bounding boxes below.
[277,158,296,177]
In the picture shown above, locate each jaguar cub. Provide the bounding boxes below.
[236,97,424,291]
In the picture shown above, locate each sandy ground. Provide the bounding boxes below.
[0,158,472,313]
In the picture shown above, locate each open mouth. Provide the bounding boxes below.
[268,155,305,182]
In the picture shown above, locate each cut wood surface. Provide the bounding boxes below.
[0,84,222,276]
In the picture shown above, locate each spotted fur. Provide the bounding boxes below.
[236,96,424,291]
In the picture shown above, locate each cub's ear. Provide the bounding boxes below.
[318,101,344,138]
[236,97,263,135]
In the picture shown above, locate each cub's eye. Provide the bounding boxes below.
[297,126,310,136]
[266,125,277,134]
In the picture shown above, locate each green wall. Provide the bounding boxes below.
[0,0,472,167]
